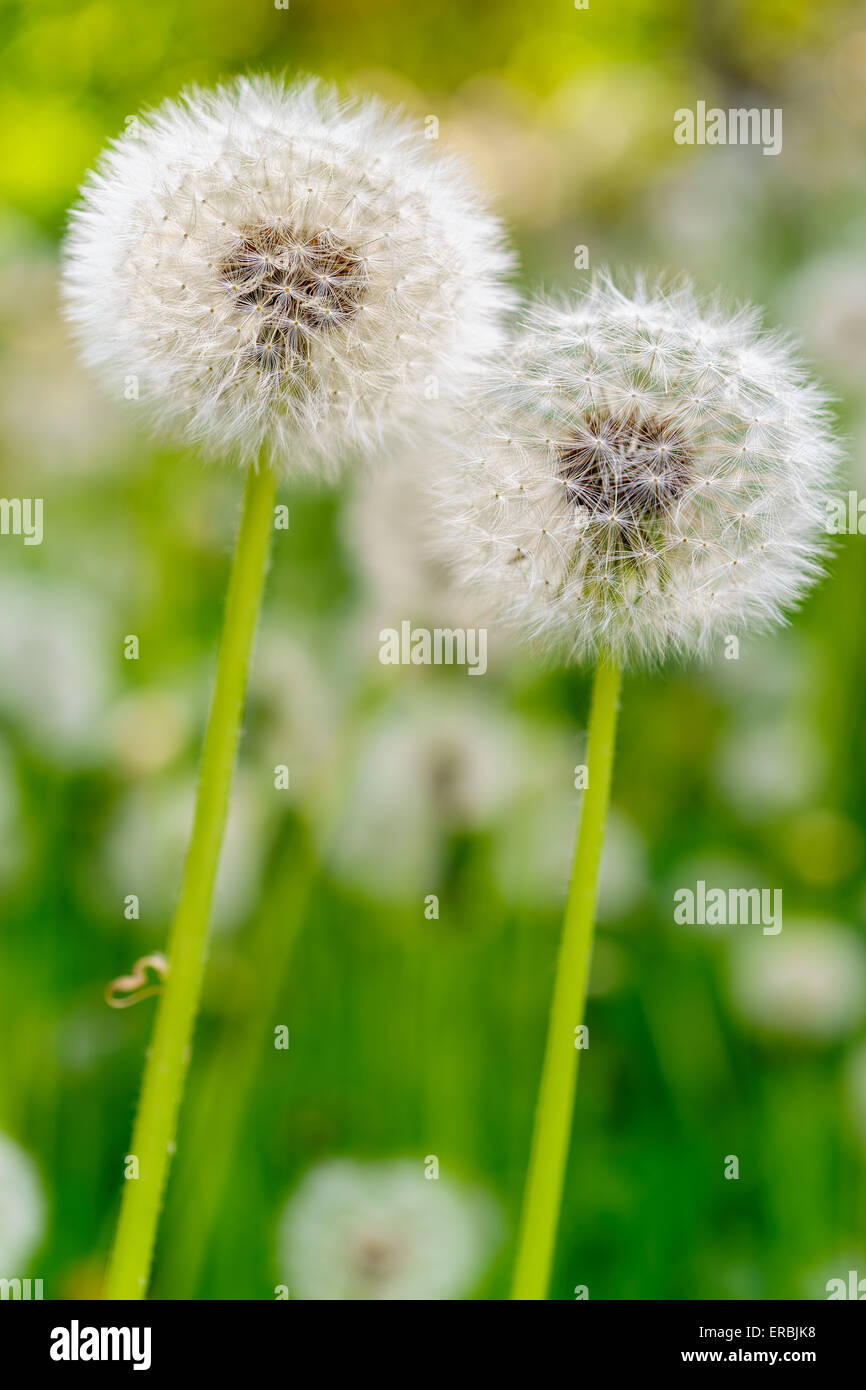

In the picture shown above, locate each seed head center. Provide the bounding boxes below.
[556,409,692,532]
[220,223,367,372]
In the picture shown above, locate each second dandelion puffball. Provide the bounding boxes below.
[435,277,840,665]
[62,76,514,473]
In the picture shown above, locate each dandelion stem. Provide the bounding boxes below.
[104,460,277,1300]
[511,655,622,1300]
[159,816,315,1296]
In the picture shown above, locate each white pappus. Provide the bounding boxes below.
[433,275,841,666]
[62,75,515,474]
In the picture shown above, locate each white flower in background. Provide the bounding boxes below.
[279,1159,500,1300]
[0,1133,44,1271]
[103,768,267,932]
[705,629,815,704]
[0,579,114,762]
[713,715,825,816]
[729,923,866,1044]
[62,75,514,473]
[107,687,194,777]
[782,248,866,393]
[343,456,501,638]
[491,783,574,909]
[668,850,765,894]
[494,797,647,920]
[328,692,525,900]
[434,276,839,666]
[596,810,650,921]
[245,627,340,800]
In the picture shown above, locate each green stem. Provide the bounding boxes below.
[159,816,315,1297]
[104,461,277,1300]
[511,656,622,1300]
[157,665,389,1295]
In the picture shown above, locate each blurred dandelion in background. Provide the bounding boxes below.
[244,626,341,800]
[0,1134,44,1272]
[328,691,527,902]
[102,769,268,934]
[0,579,114,763]
[713,714,826,817]
[782,246,866,396]
[728,922,866,1044]
[279,1159,500,1300]
[343,456,502,643]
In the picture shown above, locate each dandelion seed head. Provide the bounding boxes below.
[729,923,866,1044]
[329,691,526,903]
[434,275,841,666]
[62,75,514,474]
[0,1133,44,1271]
[103,770,266,935]
[343,455,512,645]
[279,1158,500,1300]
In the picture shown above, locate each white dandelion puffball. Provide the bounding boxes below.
[328,691,524,901]
[344,455,496,634]
[62,75,514,473]
[103,769,266,933]
[782,248,866,392]
[435,276,840,666]
[729,923,866,1044]
[0,578,114,762]
[0,1133,44,1271]
[279,1159,500,1300]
